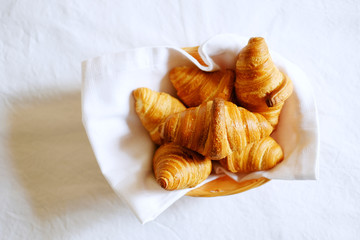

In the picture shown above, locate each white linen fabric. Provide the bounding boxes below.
[81,34,319,223]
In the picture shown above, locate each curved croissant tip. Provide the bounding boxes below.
[158,177,169,189]
[132,87,144,99]
[266,97,274,107]
[133,87,155,101]
[249,37,265,44]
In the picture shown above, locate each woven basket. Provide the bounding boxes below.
[186,176,269,197]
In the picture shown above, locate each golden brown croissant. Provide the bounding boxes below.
[153,143,212,190]
[169,66,235,107]
[220,136,284,173]
[159,98,273,160]
[235,37,293,127]
[133,87,186,145]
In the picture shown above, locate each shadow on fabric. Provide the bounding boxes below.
[8,91,129,223]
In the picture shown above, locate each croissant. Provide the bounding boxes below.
[153,143,212,190]
[235,37,293,127]
[220,136,284,173]
[133,87,186,145]
[159,98,273,160]
[169,66,235,107]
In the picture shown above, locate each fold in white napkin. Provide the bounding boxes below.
[81,34,319,224]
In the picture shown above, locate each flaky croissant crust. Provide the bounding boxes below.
[153,143,212,190]
[220,136,284,173]
[235,37,293,127]
[159,98,273,160]
[133,87,186,145]
[169,66,235,107]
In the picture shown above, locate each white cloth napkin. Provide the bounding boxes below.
[81,34,319,224]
